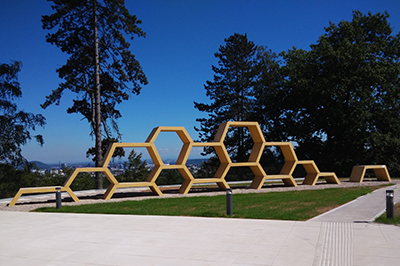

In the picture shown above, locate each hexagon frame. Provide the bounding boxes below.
[180,142,231,194]
[250,141,298,189]
[214,121,275,189]
[102,142,164,199]
[145,126,196,194]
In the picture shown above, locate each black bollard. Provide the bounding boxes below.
[56,187,62,209]
[386,190,394,219]
[226,188,232,216]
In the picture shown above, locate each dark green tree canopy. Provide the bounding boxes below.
[120,149,149,182]
[194,33,262,161]
[41,0,148,140]
[251,46,282,140]
[0,61,46,166]
[280,11,400,175]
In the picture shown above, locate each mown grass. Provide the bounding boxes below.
[34,185,389,221]
[375,203,400,225]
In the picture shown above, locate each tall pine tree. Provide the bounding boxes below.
[41,0,148,188]
[194,33,259,162]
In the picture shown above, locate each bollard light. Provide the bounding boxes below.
[56,187,62,209]
[386,190,394,219]
[226,188,232,216]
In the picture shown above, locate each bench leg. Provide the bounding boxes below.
[103,184,118,200]
[282,177,297,187]
[302,173,319,186]
[8,190,24,206]
[349,167,365,182]
[150,184,163,196]
[64,187,80,202]
[374,168,391,182]
[324,175,340,184]
[249,176,265,189]
[216,180,230,190]
[178,180,193,194]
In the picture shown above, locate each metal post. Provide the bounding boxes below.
[226,188,232,216]
[386,190,394,219]
[56,187,62,209]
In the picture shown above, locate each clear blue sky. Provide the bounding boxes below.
[1,0,399,164]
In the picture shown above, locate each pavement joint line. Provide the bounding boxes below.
[271,221,296,265]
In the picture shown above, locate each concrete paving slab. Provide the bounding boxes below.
[308,184,400,223]
[1,182,400,265]
[1,211,400,266]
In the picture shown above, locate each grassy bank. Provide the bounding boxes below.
[375,203,400,225]
[35,185,388,221]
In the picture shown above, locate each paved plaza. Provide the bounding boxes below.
[0,183,400,265]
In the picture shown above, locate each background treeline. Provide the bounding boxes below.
[0,149,189,199]
[195,11,400,179]
[0,164,95,198]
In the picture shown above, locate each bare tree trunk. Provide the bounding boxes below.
[93,0,103,189]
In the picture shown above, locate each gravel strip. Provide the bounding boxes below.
[1,179,398,212]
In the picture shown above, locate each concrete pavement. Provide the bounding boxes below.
[0,184,400,265]
[309,183,400,223]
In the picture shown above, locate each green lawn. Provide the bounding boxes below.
[35,185,388,221]
[375,203,400,225]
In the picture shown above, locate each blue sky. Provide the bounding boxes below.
[1,0,399,164]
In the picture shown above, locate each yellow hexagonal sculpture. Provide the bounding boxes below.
[8,121,343,206]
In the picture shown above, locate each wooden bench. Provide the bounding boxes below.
[8,186,79,206]
[8,167,105,206]
[349,165,391,183]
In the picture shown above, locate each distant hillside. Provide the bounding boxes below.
[186,158,209,165]
[156,158,209,165]
[29,161,50,169]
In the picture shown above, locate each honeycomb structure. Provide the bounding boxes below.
[9,121,341,206]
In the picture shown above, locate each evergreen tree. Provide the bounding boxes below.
[194,33,260,162]
[120,149,149,182]
[251,46,283,140]
[0,61,46,166]
[251,46,285,172]
[41,0,148,188]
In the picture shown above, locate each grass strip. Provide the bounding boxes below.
[375,203,400,225]
[35,185,388,221]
